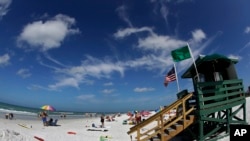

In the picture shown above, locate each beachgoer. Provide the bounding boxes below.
[41,111,48,126]
[100,115,105,128]
[9,113,14,120]
[48,118,53,126]
[5,113,9,119]
[135,112,141,124]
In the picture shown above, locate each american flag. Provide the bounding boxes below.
[164,67,176,87]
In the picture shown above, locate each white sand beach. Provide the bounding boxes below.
[0,97,249,141]
[0,114,135,141]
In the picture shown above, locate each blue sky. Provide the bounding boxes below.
[0,0,250,112]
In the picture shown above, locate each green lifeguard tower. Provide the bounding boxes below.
[181,53,247,140]
[127,53,247,141]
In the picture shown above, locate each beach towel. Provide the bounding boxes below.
[87,128,108,132]
[87,126,110,132]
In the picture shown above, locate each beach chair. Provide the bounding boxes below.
[51,119,58,126]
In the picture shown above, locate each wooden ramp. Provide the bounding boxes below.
[127,93,195,141]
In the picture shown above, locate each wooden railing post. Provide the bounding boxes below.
[137,128,140,141]
[182,99,186,128]
[160,114,164,141]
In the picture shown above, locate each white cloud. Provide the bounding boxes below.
[17,14,80,51]
[160,1,169,25]
[134,87,155,92]
[102,89,115,94]
[245,26,250,34]
[191,29,206,43]
[0,53,10,66]
[76,94,95,100]
[116,5,133,27]
[114,28,212,75]
[0,0,12,19]
[48,77,80,90]
[228,54,242,61]
[16,68,31,78]
[104,82,113,86]
[114,27,153,39]
[38,55,125,90]
[138,34,186,51]
[239,41,250,53]
[37,27,210,91]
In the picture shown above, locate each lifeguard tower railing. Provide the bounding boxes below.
[127,93,195,141]
[194,79,247,141]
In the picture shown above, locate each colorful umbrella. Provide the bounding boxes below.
[41,105,56,111]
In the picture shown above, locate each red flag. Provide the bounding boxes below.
[164,67,176,87]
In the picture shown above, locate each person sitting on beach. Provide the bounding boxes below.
[106,115,115,122]
[48,118,53,126]
[92,123,96,128]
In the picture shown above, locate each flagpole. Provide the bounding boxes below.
[173,63,180,92]
[187,43,200,82]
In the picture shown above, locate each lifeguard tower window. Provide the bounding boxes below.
[214,72,223,81]
[194,73,205,83]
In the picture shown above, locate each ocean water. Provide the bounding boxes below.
[0,102,100,120]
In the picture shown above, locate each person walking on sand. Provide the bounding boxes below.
[100,115,105,128]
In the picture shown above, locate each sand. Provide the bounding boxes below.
[0,114,135,141]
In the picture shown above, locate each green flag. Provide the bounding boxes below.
[171,45,191,62]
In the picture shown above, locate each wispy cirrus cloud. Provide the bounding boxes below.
[116,5,133,27]
[114,26,215,74]
[0,0,12,19]
[103,82,113,86]
[17,14,80,52]
[134,87,155,93]
[76,94,95,100]
[114,27,154,39]
[238,26,250,53]
[16,68,32,78]
[35,54,125,90]
[102,89,115,94]
[45,27,212,91]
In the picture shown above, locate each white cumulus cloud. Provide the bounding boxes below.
[0,53,10,66]
[191,29,206,43]
[17,14,80,51]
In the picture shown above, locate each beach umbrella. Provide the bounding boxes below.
[41,105,56,111]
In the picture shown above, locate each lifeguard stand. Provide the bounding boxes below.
[181,54,247,140]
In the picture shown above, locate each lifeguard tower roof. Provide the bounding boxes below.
[181,54,238,78]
